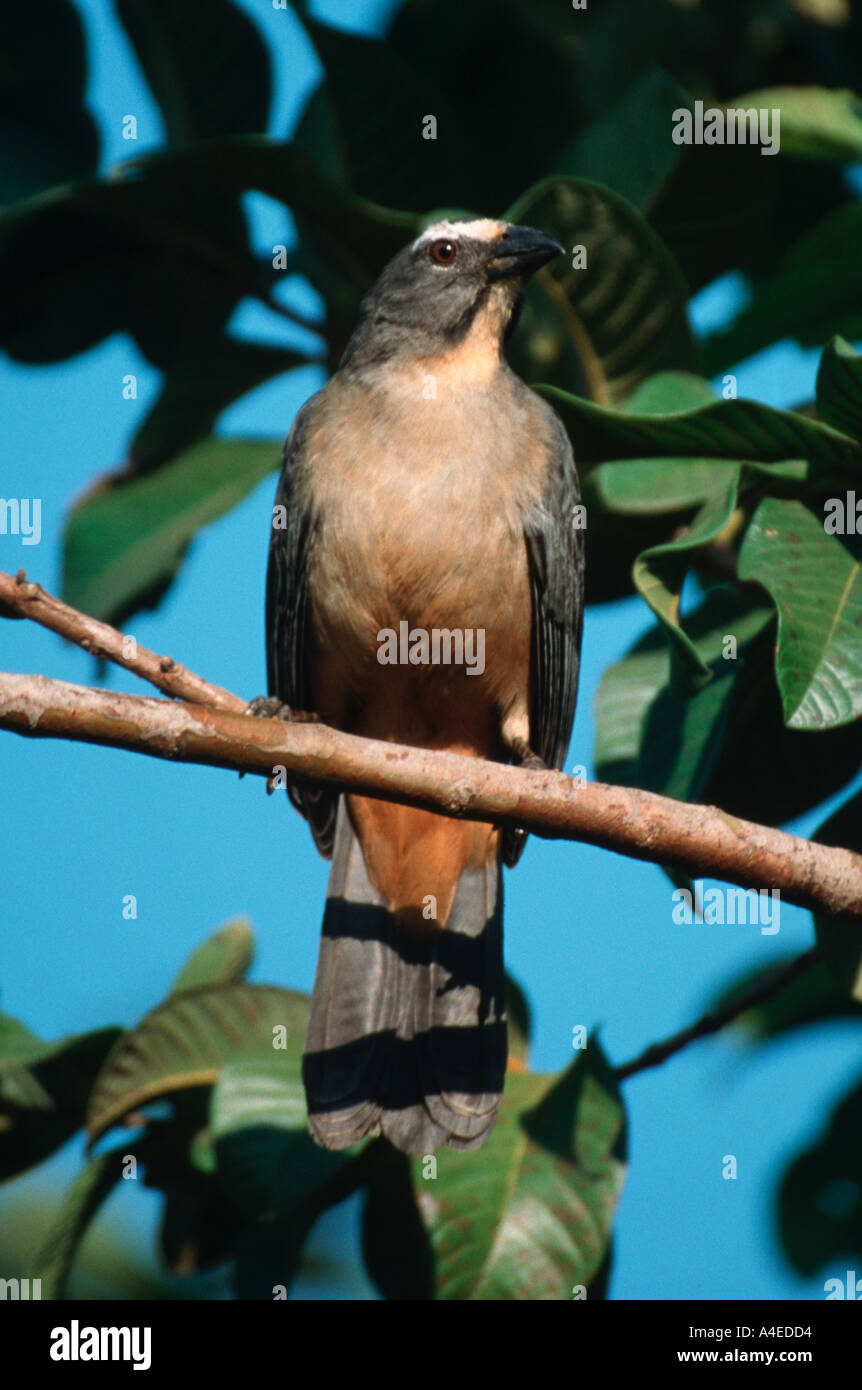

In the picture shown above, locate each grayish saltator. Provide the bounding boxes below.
[263,218,584,1155]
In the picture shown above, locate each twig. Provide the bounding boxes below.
[0,569,243,712]
[615,947,821,1080]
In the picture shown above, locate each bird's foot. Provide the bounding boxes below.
[242,697,320,789]
[511,738,546,772]
[244,695,320,723]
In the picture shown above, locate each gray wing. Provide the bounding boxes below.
[504,413,584,867]
[266,399,338,856]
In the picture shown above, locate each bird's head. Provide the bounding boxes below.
[341,218,563,373]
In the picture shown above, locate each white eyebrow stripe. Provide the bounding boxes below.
[414,217,506,248]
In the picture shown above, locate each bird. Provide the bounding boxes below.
[259,217,584,1156]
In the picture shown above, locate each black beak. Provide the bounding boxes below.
[486,225,563,281]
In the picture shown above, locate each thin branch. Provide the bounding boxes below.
[259,288,330,340]
[616,947,821,1080]
[0,569,243,712]
[1,665,862,922]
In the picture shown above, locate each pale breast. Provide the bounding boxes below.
[310,373,546,611]
[300,368,552,742]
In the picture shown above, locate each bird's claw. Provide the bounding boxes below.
[511,738,546,772]
[244,695,320,723]
[242,696,320,789]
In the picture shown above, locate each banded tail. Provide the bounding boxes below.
[302,799,507,1155]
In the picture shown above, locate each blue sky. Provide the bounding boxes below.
[1,0,861,1300]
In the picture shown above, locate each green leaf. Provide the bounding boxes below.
[623,371,718,416]
[62,436,280,623]
[362,1142,434,1300]
[633,477,742,684]
[707,647,862,828]
[115,0,272,144]
[542,379,861,474]
[189,1126,217,1176]
[233,1210,319,1300]
[0,1023,121,1076]
[413,1039,626,1300]
[130,337,311,476]
[86,983,309,1143]
[738,87,862,162]
[0,176,252,368]
[158,1185,246,1276]
[638,666,738,802]
[504,176,696,403]
[505,974,531,1071]
[701,203,862,376]
[595,586,774,796]
[594,372,725,515]
[650,138,775,296]
[28,1150,127,1299]
[291,12,462,212]
[131,135,420,275]
[0,0,99,202]
[123,135,420,362]
[779,1078,862,1275]
[595,459,738,515]
[817,335,862,442]
[170,919,256,997]
[0,1023,123,1182]
[568,369,847,632]
[384,0,582,215]
[0,1014,46,1065]
[212,1047,369,1298]
[557,69,691,212]
[738,496,862,728]
[212,1053,361,1222]
[213,1057,307,1219]
[122,1093,249,1276]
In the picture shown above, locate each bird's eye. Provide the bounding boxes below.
[429,239,457,266]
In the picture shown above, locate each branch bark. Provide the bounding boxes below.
[1,662,861,922]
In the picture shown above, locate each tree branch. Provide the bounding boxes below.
[1,662,861,921]
[616,947,821,1080]
[0,568,243,711]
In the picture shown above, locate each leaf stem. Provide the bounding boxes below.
[615,947,821,1081]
